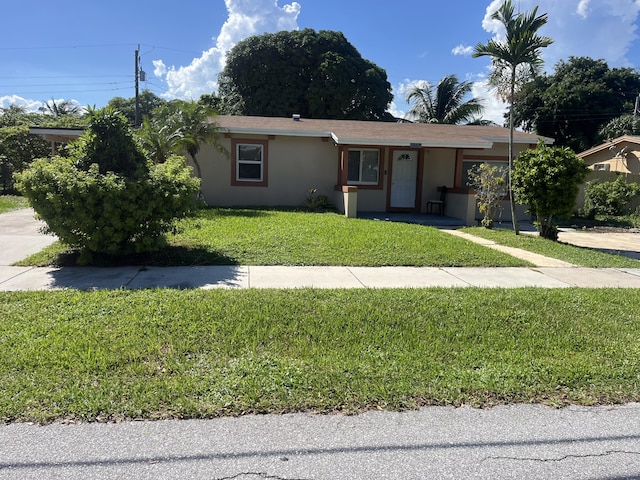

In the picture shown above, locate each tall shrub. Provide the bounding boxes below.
[15,109,200,259]
[512,140,588,240]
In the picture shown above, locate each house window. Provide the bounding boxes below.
[347,149,380,185]
[593,163,610,171]
[461,160,508,194]
[232,139,268,187]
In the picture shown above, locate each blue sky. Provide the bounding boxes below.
[1,0,639,123]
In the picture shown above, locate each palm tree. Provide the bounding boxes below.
[405,75,484,124]
[137,117,183,164]
[473,0,553,234]
[172,101,220,179]
[43,98,82,116]
[137,100,224,180]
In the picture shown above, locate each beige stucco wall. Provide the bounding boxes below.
[194,133,536,225]
[196,135,339,207]
[421,148,456,214]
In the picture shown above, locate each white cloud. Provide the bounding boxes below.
[481,0,640,69]
[452,45,474,56]
[155,0,301,100]
[153,60,167,77]
[471,79,508,126]
[576,0,591,19]
[0,95,45,112]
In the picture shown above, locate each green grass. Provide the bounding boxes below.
[18,208,531,267]
[461,227,640,268]
[1,288,639,423]
[0,195,28,214]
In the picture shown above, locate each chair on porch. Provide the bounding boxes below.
[426,186,447,215]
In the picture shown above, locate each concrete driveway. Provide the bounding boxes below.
[558,228,640,261]
[0,208,57,265]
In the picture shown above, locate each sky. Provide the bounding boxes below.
[1,0,639,124]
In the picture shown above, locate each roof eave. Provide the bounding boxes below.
[333,137,493,149]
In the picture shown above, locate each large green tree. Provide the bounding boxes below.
[473,0,553,235]
[218,29,393,120]
[405,75,484,124]
[598,114,640,140]
[513,57,640,152]
[106,90,167,125]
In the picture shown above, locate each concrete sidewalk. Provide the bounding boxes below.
[2,264,640,290]
[2,208,640,290]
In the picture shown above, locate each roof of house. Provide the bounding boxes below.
[578,135,640,158]
[28,127,84,143]
[213,115,551,149]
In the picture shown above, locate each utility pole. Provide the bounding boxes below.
[634,93,640,118]
[134,45,140,127]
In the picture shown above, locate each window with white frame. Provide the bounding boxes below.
[347,149,380,185]
[236,143,264,182]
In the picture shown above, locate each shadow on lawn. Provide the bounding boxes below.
[205,207,282,218]
[49,245,238,267]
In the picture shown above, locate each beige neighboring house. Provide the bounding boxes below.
[578,135,640,174]
[30,116,551,226]
[202,115,549,225]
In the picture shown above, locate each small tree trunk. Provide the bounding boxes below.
[508,72,520,235]
[190,153,202,179]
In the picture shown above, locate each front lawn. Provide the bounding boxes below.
[461,227,640,268]
[1,288,639,423]
[18,208,530,267]
[0,195,28,214]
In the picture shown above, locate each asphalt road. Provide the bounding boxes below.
[1,404,639,479]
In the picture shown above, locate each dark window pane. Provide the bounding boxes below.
[238,163,262,180]
[238,145,262,161]
[347,150,361,182]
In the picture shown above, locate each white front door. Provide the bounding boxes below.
[390,150,418,208]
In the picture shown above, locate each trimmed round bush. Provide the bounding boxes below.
[15,109,200,257]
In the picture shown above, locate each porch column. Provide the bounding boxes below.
[342,185,358,218]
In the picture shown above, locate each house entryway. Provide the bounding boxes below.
[389,150,419,209]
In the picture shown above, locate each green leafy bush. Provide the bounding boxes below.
[512,140,588,240]
[15,109,200,259]
[582,176,640,218]
[304,188,334,212]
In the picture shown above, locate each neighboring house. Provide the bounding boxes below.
[28,127,84,155]
[202,115,549,225]
[578,135,640,174]
[575,135,640,213]
[30,116,551,226]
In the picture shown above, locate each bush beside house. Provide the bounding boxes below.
[15,109,200,261]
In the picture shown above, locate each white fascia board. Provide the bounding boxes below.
[333,135,493,149]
